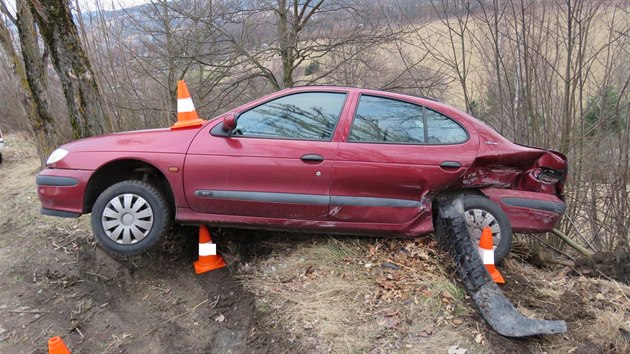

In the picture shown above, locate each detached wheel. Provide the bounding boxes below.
[91,180,171,255]
[463,194,512,265]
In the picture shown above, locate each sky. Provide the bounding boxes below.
[77,0,152,12]
[3,0,152,14]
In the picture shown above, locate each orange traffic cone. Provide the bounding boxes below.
[478,226,505,284]
[171,80,204,130]
[48,336,71,354]
[193,225,226,274]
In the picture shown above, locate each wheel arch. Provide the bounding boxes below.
[431,188,484,208]
[83,159,175,214]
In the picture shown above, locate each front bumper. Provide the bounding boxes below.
[481,188,566,233]
[37,168,94,217]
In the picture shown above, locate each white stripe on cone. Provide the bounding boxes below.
[479,247,494,265]
[178,97,195,112]
[199,243,217,256]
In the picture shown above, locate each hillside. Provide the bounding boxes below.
[0,134,628,353]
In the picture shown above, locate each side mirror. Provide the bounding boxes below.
[223,112,238,131]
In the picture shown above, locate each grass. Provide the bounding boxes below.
[237,230,630,353]
[239,236,485,353]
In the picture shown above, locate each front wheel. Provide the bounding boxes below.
[463,194,513,265]
[91,180,172,255]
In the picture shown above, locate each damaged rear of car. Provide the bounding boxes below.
[447,115,568,263]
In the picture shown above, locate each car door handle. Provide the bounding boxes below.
[301,154,324,162]
[440,161,461,169]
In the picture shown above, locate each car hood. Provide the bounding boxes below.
[60,125,208,154]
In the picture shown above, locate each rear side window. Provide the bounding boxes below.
[426,109,468,143]
[349,95,467,144]
[349,95,425,143]
[235,92,347,140]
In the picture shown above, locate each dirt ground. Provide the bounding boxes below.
[1,134,629,353]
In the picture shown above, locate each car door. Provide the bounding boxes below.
[184,91,349,220]
[329,94,479,224]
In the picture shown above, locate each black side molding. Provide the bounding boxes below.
[502,197,566,214]
[41,208,81,218]
[36,175,79,187]
[194,190,330,205]
[330,196,421,208]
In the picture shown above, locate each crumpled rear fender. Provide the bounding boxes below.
[456,141,567,196]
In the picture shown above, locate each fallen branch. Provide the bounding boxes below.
[528,234,576,261]
[210,295,221,309]
[85,271,110,280]
[551,229,594,258]
[8,309,49,314]
[538,252,576,267]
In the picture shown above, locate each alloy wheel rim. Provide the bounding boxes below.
[101,193,154,245]
[464,208,501,249]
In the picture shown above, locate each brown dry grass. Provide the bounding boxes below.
[239,234,630,353]
[239,237,490,353]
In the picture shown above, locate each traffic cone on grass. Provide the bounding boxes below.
[193,224,226,274]
[48,336,71,354]
[478,226,505,284]
[171,80,204,130]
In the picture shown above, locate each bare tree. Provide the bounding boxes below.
[185,0,410,90]
[29,0,111,139]
[411,0,476,114]
[468,0,629,255]
[0,0,58,165]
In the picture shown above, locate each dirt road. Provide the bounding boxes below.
[0,137,293,353]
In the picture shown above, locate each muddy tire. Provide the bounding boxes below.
[91,180,171,256]
[439,203,491,292]
[463,195,512,265]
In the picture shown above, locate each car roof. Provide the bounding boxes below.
[276,85,453,109]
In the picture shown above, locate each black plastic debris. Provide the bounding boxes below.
[434,193,567,337]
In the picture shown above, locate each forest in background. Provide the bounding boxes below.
[0,0,628,262]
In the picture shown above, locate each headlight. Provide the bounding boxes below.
[46,148,69,165]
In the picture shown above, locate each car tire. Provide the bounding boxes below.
[463,194,512,265]
[91,180,171,256]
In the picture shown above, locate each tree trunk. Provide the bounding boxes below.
[277,0,295,88]
[0,0,58,166]
[29,0,112,139]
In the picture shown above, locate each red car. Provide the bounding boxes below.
[37,86,566,262]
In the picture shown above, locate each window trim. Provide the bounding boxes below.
[212,91,349,142]
[347,94,470,146]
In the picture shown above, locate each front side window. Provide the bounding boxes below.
[235,92,347,140]
[349,95,467,145]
